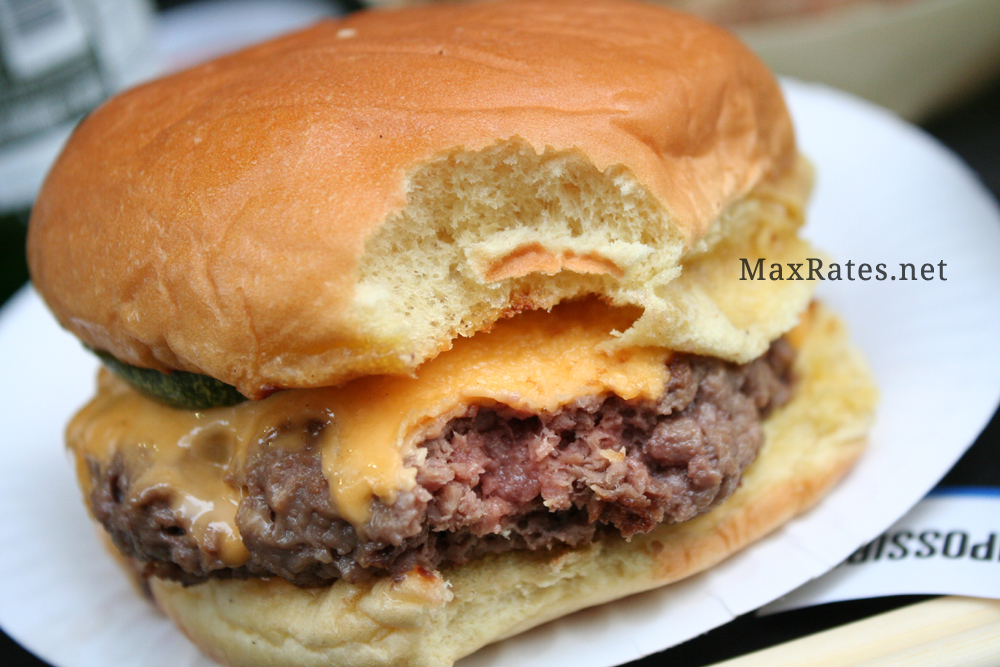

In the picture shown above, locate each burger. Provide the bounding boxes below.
[26,1,876,665]
[366,0,876,25]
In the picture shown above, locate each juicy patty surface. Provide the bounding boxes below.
[89,340,794,587]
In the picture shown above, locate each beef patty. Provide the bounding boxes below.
[88,340,794,587]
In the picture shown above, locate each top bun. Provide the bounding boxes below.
[28,0,812,399]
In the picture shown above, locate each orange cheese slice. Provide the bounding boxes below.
[68,299,672,565]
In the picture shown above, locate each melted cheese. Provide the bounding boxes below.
[68,300,672,563]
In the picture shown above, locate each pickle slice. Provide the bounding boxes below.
[95,351,247,410]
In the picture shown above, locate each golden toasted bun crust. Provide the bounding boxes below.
[148,303,877,667]
[28,0,800,398]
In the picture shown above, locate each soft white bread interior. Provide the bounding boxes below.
[28,0,810,399]
[149,303,877,667]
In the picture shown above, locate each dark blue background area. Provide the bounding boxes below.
[1,2,998,665]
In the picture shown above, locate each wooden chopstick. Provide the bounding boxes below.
[708,597,1000,667]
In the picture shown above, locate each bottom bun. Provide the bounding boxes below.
[149,302,876,667]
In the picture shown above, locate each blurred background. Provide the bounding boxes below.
[0,0,998,666]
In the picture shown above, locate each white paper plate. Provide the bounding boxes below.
[2,79,999,667]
